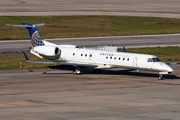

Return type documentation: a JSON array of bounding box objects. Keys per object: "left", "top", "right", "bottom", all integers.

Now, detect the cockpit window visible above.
[
  {"left": 147, "top": 58, "right": 152, "bottom": 62},
  {"left": 152, "top": 58, "right": 161, "bottom": 62}
]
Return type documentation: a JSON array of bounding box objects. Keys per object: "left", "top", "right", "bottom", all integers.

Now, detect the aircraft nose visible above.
[
  {"left": 162, "top": 62, "right": 173, "bottom": 73},
  {"left": 166, "top": 64, "right": 173, "bottom": 73}
]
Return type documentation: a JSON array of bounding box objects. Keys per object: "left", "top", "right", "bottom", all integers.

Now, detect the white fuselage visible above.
[
  {"left": 10, "top": 23, "right": 173, "bottom": 79},
  {"left": 57, "top": 46, "right": 173, "bottom": 74}
]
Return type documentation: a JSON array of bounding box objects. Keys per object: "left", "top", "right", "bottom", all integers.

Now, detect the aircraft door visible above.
[
  {"left": 133, "top": 57, "right": 138, "bottom": 67},
  {"left": 146, "top": 58, "right": 153, "bottom": 69}
]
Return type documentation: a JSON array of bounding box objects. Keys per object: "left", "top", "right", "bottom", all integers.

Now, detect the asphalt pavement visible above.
[
  {"left": 1, "top": 0, "right": 180, "bottom": 18},
  {"left": 1, "top": 34, "right": 180, "bottom": 54},
  {"left": 0, "top": 64, "right": 180, "bottom": 120}
]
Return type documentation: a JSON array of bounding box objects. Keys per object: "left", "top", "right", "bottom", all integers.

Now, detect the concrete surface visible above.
[
  {"left": 1, "top": 0, "right": 180, "bottom": 18},
  {"left": 0, "top": 64, "right": 180, "bottom": 120},
  {"left": 1, "top": 1, "right": 180, "bottom": 119},
  {"left": 1, "top": 34, "right": 180, "bottom": 54}
]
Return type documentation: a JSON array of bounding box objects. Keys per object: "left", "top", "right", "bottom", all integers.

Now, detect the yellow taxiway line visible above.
[
  {"left": 13, "top": 0, "right": 26, "bottom": 5},
  {"left": 151, "top": 13, "right": 161, "bottom": 16},
  {"left": 101, "top": 11, "right": 112, "bottom": 15}
]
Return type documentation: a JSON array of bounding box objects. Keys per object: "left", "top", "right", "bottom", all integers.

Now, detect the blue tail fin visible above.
[{"left": 9, "top": 23, "right": 45, "bottom": 47}]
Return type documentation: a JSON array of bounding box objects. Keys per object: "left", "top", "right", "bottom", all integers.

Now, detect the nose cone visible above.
[
  {"left": 164, "top": 63, "right": 173, "bottom": 73},
  {"left": 167, "top": 65, "right": 173, "bottom": 73}
]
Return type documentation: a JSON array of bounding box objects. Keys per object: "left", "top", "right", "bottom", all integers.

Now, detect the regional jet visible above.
[{"left": 8, "top": 23, "right": 173, "bottom": 80}]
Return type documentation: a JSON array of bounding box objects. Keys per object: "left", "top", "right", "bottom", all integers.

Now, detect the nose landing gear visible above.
[{"left": 158, "top": 74, "right": 164, "bottom": 80}]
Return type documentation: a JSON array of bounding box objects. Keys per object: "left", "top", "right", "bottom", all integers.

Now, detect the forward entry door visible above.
[{"left": 133, "top": 57, "right": 138, "bottom": 67}]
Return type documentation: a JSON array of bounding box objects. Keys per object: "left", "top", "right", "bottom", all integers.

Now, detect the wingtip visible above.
[
  {"left": 22, "top": 51, "right": 30, "bottom": 61},
  {"left": 123, "top": 46, "right": 126, "bottom": 52}
]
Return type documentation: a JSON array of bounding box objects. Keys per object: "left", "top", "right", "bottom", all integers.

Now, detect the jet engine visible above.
[{"left": 33, "top": 46, "right": 60, "bottom": 60}]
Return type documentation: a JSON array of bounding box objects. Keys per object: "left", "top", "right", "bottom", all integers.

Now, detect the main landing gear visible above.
[
  {"left": 73, "top": 67, "right": 101, "bottom": 75},
  {"left": 73, "top": 67, "right": 81, "bottom": 75}
]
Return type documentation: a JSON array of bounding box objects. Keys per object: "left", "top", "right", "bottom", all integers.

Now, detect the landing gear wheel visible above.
[
  {"left": 158, "top": 74, "right": 164, "bottom": 80},
  {"left": 73, "top": 67, "right": 81, "bottom": 75},
  {"left": 158, "top": 77, "right": 164, "bottom": 80}
]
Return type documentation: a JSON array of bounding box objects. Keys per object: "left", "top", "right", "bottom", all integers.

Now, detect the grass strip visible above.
[
  {"left": 0, "top": 53, "right": 52, "bottom": 70},
  {"left": 118, "top": 46, "right": 180, "bottom": 62},
  {"left": 1, "top": 16, "right": 180, "bottom": 40},
  {"left": 0, "top": 46, "right": 179, "bottom": 70}
]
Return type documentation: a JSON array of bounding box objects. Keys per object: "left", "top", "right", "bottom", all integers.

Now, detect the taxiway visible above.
[
  {"left": 1, "top": 0, "right": 180, "bottom": 18},
  {"left": 0, "top": 64, "right": 180, "bottom": 120},
  {"left": 1, "top": 0, "right": 180, "bottom": 119},
  {"left": 1, "top": 34, "right": 180, "bottom": 54}
]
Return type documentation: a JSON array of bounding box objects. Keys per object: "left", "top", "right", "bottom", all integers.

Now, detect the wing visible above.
[{"left": 22, "top": 51, "right": 98, "bottom": 67}]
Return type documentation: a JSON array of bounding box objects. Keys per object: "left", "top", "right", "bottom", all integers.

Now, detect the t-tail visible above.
[
  {"left": 8, "top": 23, "right": 59, "bottom": 60},
  {"left": 8, "top": 23, "right": 45, "bottom": 47}
]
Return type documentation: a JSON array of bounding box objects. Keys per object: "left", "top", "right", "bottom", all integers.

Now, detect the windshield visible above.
[
  {"left": 152, "top": 58, "right": 161, "bottom": 62},
  {"left": 147, "top": 58, "right": 152, "bottom": 62}
]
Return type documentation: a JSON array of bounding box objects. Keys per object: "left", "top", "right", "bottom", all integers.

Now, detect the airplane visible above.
[{"left": 8, "top": 23, "right": 173, "bottom": 80}]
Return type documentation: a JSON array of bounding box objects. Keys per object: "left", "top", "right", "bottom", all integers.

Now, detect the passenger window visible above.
[{"left": 147, "top": 58, "right": 152, "bottom": 62}]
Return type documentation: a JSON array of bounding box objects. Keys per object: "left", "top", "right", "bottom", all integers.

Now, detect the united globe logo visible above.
[{"left": 31, "top": 31, "right": 44, "bottom": 47}]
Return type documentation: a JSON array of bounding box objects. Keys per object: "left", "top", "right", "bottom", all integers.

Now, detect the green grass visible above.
[
  {"left": 1, "top": 16, "right": 180, "bottom": 40},
  {"left": 118, "top": 46, "right": 180, "bottom": 62},
  {"left": 1, "top": 16, "right": 180, "bottom": 70},
  {"left": 0, "top": 53, "right": 54, "bottom": 70},
  {"left": 0, "top": 46, "right": 179, "bottom": 70}
]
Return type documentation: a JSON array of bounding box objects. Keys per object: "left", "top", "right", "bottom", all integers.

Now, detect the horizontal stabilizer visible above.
[
  {"left": 34, "top": 23, "right": 45, "bottom": 27},
  {"left": 7, "top": 24, "right": 33, "bottom": 28},
  {"left": 6, "top": 23, "right": 45, "bottom": 28}
]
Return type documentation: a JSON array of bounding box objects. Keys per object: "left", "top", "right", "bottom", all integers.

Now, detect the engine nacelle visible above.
[{"left": 33, "top": 46, "right": 60, "bottom": 60}]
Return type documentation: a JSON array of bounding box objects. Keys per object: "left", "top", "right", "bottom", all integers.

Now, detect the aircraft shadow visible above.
[
  {"left": 47, "top": 65, "right": 180, "bottom": 80},
  {"left": 48, "top": 65, "right": 75, "bottom": 71},
  {"left": 99, "top": 69, "right": 180, "bottom": 80}
]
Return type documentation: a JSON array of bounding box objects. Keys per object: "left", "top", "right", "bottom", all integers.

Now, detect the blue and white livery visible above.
[
  {"left": 10, "top": 23, "right": 45, "bottom": 47},
  {"left": 9, "top": 23, "right": 173, "bottom": 80}
]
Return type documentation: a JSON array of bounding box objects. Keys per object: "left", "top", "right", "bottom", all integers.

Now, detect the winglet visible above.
[
  {"left": 22, "top": 51, "right": 30, "bottom": 61},
  {"left": 123, "top": 46, "right": 126, "bottom": 52}
]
